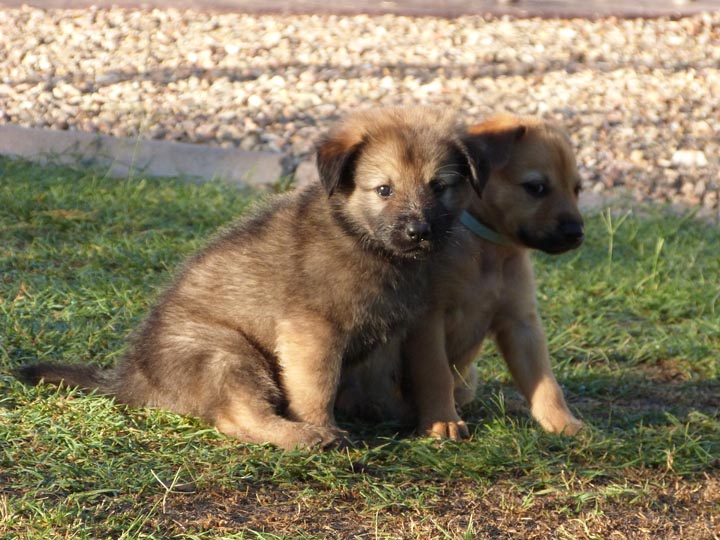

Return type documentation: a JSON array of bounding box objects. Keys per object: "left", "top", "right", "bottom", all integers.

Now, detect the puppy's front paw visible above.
[
  {"left": 534, "top": 409, "right": 584, "bottom": 436},
  {"left": 556, "top": 417, "right": 584, "bottom": 436},
  {"left": 420, "top": 419, "right": 470, "bottom": 441}
]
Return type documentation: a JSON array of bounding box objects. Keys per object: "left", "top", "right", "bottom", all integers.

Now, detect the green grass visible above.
[{"left": 1, "top": 156, "right": 718, "bottom": 539}]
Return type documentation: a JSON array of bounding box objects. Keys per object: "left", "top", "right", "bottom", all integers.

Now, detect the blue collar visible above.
[{"left": 459, "top": 211, "right": 511, "bottom": 246}]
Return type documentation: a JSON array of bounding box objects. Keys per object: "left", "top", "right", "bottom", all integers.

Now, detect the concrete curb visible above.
[
  {"left": 1, "top": 123, "right": 715, "bottom": 223},
  {"left": 0, "top": 124, "right": 286, "bottom": 187},
  {"left": 0, "top": 122, "right": 625, "bottom": 215}
]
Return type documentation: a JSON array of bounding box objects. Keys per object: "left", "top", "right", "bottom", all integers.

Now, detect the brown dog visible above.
[
  {"left": 18, "top": 107, "right": 485, "bottom": 449},
  {"left": 337, "top": 114, "right": 584, "bottom": 438}
]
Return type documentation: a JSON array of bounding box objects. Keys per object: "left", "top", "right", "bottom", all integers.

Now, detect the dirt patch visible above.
[{"left": 145, "top": 474, "right": 719, "bottom": 539}]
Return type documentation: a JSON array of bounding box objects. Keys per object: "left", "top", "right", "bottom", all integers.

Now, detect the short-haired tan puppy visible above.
[
  {"left": 338, "top": 114, "right": 584, "bottom": 438},
  {"left": 18, "top": 107, "right": 484, "bottom": 449}
]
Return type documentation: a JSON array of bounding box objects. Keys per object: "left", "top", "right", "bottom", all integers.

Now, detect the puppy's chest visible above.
[
  {"left": 343, "top": 266, "right": 427, "bottom": 364},
  {"left": 444, "top": 255, "right": 505, "bottom": 344}
]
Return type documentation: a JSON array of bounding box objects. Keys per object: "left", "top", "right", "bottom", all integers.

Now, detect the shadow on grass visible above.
[
  {"left": 564, "top": 374, "right": 719, "bottom": 429},
  {"left": 339, "top": 371, "right": 720, "bottom": 446},
  {"left": 465, "top": 373, "right": 720, "bottom": 432}
]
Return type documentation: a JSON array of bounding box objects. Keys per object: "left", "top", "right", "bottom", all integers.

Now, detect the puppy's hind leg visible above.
[
  {"left": 213, "top": 396, "right": 341, "bottom": 450},
  {"left": 204, "top": 341, "right": 342, "bottom": 450},
  {"left": 275, "top": 316, "right": 344, "bottom": 430}
]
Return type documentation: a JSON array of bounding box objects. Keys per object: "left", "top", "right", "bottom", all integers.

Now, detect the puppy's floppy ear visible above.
[
  {"left": 461, "top": 117, "right": 527, "bottom": 194},
  {"left": 449, "top": 140, "right": 485, "bottom": 198},
  {"left": 315, "top": 131, "right": 366, "bottom": 196}
]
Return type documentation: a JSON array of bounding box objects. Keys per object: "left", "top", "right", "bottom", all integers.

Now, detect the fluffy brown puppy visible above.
[
  {"left": 337, "top": 114, "right": 584, "bottom": 439},
  {"left": 18, "top": 107, "right": 484, "bottom": 449}
]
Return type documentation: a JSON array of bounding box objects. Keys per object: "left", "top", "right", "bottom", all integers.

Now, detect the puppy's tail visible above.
[{"left": 16, "top": 362, "right": 110, "bottom": 393}]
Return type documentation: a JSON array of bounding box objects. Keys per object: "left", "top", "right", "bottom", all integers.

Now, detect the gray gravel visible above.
[{"left": 0, "top": 7, "right": 718, "bottom": 215}]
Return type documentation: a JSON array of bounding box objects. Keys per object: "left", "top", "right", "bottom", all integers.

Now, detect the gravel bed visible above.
[{"left": 0, "top": 7, "right": 718, "bottom": 215}]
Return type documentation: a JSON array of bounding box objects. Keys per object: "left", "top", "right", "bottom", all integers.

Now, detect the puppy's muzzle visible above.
[
  {"left": 545, "top": 218, "right": 584, "bottom": 253},
  {"left": 519, "top": 217, "right": 584, "bottom": 254},
  {"left": 558, "top": 220, "right": 584, "bottom": 246},
  {"left": 405, "top": 221, "right": 431, "bottom": 243},
  {"left": 391, "top": 218, "right": 434, "bottom": 257}
]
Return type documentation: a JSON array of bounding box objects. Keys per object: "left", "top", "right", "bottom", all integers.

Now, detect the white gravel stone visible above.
[
  {"left": 0, "top": 7, "right": 717, "bottom": 212},
  {"left": 672, "top": 149, "right": 710, "bottom": 169}
]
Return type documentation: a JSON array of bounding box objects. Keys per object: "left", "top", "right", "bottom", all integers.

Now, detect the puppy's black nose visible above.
[
  {"left": 405, "top": 221, "right": 431, "bottom": 242},
  {"left": 559, "top": 221, "right": 584, "bottom": 243}
]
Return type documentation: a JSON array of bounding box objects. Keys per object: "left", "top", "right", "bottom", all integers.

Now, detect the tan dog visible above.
[
  {"left": 18, "top": 107, "right": 485, "bottom": 449},
  {"left": 338, "top": 114, "right": 584, "bottom": 438}
]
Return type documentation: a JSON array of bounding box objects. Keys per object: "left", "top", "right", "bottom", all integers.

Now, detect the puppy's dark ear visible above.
[
  {"left": 315, "top": 134, "right": 365, "bottom": 196},
  {"left": 461, "top": 118, "right": 527, "bottom": 194},
  {"left": 449, "top": 141, "right": 485, "bottom": 198}
]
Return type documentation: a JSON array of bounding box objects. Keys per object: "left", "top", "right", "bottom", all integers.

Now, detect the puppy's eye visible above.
[
  {"left": 523, "top": 182, "right": 549, "bottom": 198},
  {"left": 430, "top": 180, "right": 447, "bottom": 195},
  {"left": 574, "top": 184, "right": 582, "bottom": 197},
  {"left": 375, "top": 185, "right": 393, "bottom": 198}
]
